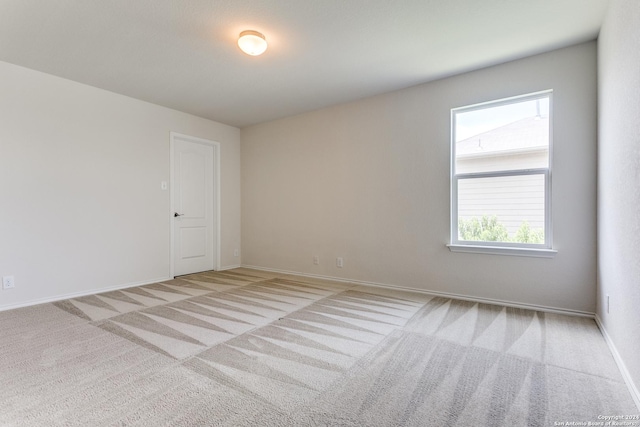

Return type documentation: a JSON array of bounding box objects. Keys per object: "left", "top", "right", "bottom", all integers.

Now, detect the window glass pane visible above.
[
  {"left": 455, "top": 97, "right": 549, "bottom": 174},
  {"left": 457, "top": 174, "right": 545, "bottom": 244}
]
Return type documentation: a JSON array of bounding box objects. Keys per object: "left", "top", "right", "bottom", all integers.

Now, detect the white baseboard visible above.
[
  {"left": 0, "top": 276, "right": 172, "bottom": 313},
  {"left": 0, "top": 267, "right": 240, "bottom": 313},
  {"left": 240, "top": 264, "right": 595, "bottom": 318},
  {"left": 595, "top": 315, "right": 640, "bottom": 411}
]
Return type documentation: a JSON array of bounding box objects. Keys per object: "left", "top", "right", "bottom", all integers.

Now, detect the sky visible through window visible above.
[{"left": 455, "top": 98, "right": 550, "bottom": 142}]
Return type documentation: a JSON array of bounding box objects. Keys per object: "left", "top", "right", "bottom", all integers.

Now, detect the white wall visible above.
[
  {"left": 242, "top": 42, "right": 597, "bottom": 313},
  {"left": 597, "top": 0, "right": 640, "bottom": 406},
  {"left": 0, "top": 61, "right": 241, "bottom": 310}
]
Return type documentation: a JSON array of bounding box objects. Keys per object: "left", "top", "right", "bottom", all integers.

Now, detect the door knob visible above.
[{"left": 174, "top": 212, "right": 184, "bottom": 217}]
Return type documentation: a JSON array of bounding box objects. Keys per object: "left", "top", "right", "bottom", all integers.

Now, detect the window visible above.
[{"left": 449, "top": 91, "right": 556, "bottom": 257}]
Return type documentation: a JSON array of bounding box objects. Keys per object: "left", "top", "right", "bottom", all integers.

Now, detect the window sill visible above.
[{"left": 447, "top": 244, "right": 557, "bottom": 258}]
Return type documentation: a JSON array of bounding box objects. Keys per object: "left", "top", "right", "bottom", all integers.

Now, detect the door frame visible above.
[{"left": 169, "top": 132, "right": 221, "bottom": 277}]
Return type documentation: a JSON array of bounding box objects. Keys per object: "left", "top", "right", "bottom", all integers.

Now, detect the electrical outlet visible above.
[
  {"left": 2, "top": 276, "right": 15, "bottom": 290},
  {"left": 234, "top": 249, "right": 239, "bottom": 257},
  {"left": 313, "top": 256, "right": 319, "bottom": 265},
  {"left": 336, "top": 257, "right": 344, "bottom": 268}
]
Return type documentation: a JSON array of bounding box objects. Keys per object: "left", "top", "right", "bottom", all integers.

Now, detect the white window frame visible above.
[{"left": 448, "top": 90, "right": 557, "bottom": 258}]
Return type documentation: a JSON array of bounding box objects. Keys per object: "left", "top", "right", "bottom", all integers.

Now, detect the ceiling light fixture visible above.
[{"left": 237, "top": 30, "right": 268, "bottom": 56}]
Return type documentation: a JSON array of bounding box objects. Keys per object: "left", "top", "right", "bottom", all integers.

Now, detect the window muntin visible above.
[{"left": 451, "top": 91, "right": 552, "bottom": 250}]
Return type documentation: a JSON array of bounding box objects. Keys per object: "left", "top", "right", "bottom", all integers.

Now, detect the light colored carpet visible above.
[{"left": 0, "top": 268, "right": 637, "bottom": 426}]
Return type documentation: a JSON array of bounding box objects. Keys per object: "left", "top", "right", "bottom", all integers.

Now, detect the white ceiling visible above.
[{"left": 0, "top": 0, "right": 609, "bottom": 128}]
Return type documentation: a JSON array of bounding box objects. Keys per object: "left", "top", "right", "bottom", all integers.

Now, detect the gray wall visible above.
[
  {"left": 0, "top": 61, "right": 241, "bottom": 311},
  {"left": 242, "top": 42, "right": 597, "bottom": 313},
  {"left": 597, "top": 0, "right": 640, "bottom": 406}
]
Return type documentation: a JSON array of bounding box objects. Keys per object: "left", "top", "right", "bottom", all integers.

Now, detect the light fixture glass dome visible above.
[{"left": 238, "top": 30, "right": 268, "bottom": 56}]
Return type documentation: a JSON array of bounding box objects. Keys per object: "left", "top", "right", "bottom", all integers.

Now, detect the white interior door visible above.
[{"left": 171, "top": 133, "right": 217, "bottom": 276}]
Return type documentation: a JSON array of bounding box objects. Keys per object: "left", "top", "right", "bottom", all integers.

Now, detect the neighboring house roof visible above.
[{"left": 456, "top": 116, "right": 549, "bottom": 158}]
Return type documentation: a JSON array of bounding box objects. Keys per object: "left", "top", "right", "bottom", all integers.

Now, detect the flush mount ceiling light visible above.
[{"left": 237, "top": 30, "right": 268, "bottom": 56}]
